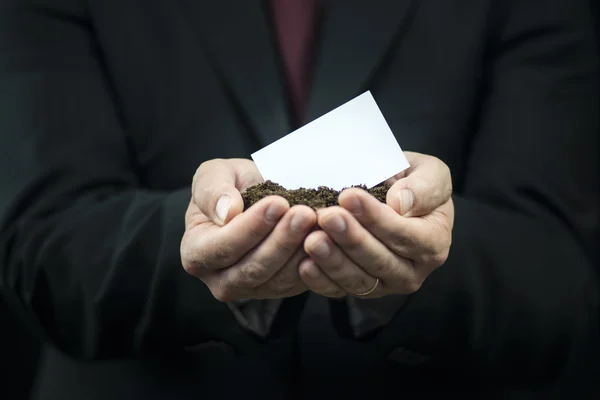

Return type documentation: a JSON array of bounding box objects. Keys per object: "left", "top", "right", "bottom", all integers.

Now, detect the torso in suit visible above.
[{"left": 0, "top": 0, "right": 598, "bottom": 398}]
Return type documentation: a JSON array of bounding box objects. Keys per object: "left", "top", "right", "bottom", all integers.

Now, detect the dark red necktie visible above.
[{"left": 270, "top": 0, "right": 320, "bottom": 127}]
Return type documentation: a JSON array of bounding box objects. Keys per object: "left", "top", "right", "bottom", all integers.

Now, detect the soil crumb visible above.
[{"left": 242, "top": 180, "right": 390, "bottom": 210}]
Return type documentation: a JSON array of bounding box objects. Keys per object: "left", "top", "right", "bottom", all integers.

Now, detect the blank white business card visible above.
[{"left": 251, "top": 91, "right": 409, "bottom": 190}]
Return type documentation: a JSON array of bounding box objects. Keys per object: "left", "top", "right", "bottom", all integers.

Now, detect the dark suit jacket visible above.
[{"left": 0, "top": 0, "right": 598, "bottom": 398}]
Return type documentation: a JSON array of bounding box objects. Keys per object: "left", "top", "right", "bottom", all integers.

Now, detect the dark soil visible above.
[{"left": 242, "top": 180, "right": 390, "bottom": 210}]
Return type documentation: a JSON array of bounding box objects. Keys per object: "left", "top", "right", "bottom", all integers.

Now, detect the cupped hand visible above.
[
  {"left": 181, "top": 158, "right": 316, "bottom": 301},
  {"left": 300, "top": 152, "right": 454, "bottom": 298}
]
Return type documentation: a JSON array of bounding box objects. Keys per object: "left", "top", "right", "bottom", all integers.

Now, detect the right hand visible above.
[{"left": 181, "top": 158, "right": 317, "bottom": 301}]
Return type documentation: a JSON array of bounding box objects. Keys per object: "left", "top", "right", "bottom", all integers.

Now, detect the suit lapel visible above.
[
  {"left": 181, "top": 0, "right": 417, "bottom": 146},
  {"left": 180, "top": 0, "right": 291, "bottom": 147},
  {"left": 306, "top": 0, "right": 418, "bottom": 122}
]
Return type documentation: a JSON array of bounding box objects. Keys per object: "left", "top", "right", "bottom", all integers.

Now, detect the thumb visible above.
[
  {"left": 192, "top": 159, "right": 246, "bottom": 226},
  {"left": 386, "top": 153, "right": 452, "bottom": 217}
]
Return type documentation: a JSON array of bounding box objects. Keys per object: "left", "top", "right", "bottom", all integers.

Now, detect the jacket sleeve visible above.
[
  {"left": 0, "top": 1, "right": 261, "bottom": 359},
  {"left": 368, "top": 0, "right": 599, "bottom": 382}
]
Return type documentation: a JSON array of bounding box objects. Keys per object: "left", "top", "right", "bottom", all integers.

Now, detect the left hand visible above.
[{"left": 299, "top": 152, "right": 454, "bottom": 298}]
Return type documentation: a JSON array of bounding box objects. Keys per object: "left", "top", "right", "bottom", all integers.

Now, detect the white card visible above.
[{"left": 251, "top": 91, "right": 409, "bottom": 190}]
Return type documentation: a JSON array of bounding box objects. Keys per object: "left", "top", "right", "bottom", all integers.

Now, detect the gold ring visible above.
[{"left": 353, "top": 278, "right": 379, "bottom": 297}]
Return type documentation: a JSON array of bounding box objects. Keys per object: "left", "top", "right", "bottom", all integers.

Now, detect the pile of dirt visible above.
[{"left": 242, "top": 180, "right": 389, "bottom": 210}]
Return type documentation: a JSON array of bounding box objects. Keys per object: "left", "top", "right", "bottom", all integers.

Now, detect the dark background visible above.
[
  {"left": 0, "top": 3, "right": 598, "bottom": 399},
  {"left": 0, "top": 295, "right": 41, "bottom": 399}
]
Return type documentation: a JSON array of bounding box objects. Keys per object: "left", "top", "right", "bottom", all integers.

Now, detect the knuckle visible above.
[
  {"left": 346, "top": 277, "right": 370, "bottom": 294},
  {"left": 395, "top": 228, "right": 419, "bottom": 247},
  {"left": 238, "top": 260, "right": 269, "bottom": 286},
  {"left": 270, "top": 236, "right": 298, "bottom": 255},
  {"left": 180, "top": 242, "right": 205, "bottom": 276},
  {"left": 422, "top": 250, "right": 449, "bottom": 268},
  {"left": 437, "top": 183, "right": 453, "bottom": 206},
  {"left": 180, "top": 242, "right": 195, "bottom": 267},
  {"left": 433, "top": 250, "right": 450, "bottom": 266},
  {"left": 247, "top": 223, "right": 269, "bottom": 242},
  {"left": 442, "top": 162, "right": 452, "bottom": 182},
  {"left": 404, "top": 278, "right": 423, "bottom": 294},
  {"left": 197, "top": 159, "right": 211, "bottom": 172},
  {"left": 272, "top": 270, "right": 300, "bottom": 289},
  {"left": 198, "top": 158, "right": 224, "bottom": 173},
  {"left": 194, "top": 160, "right": 234, "bottom": 203},
  {"left": 445, "top": 171, "right": 453, "bottom": 197},
  {"left": 299, "top": 262, "right": 319, "bottom": 281},
  {"left": 194, "top": 161, "right": 213, "bottom": 188},
  {"left": 368, "top": 253, "right": 394, "bottom": 276},
  {"left": 425, "top": 213, "right": 453, "bottom": 242},
  {"left": 181, "top": 260, "right": 200, "bottom": 276},
  {"left": 438, "top": 217, "right": 453, "bottom": 238},
  {"left": 262, "top": 268, "right": 300, "bottom": 297},
  {"left": 210, "top": 239, "right": 237, "bottom": 267},
  {"left": 211, "top": 287, "right": 234, "bottom": 303},
  {"left": 411, "top": 175, "right": 429, "bottom": 194},
  {"left": 346, "top": 230, "right": 368, "bottom": 248},
  {"left": 322, "top": 257, "right": 345, "bottom": 275},
  {"left": 208, "top": 278, "right": 237, "bottom": 302},
  {"left": 370, "top": 264, "right": 387, "bottom": 278},
  {"left": 434, "top": 161, "right": 453, "bottom": 201}
]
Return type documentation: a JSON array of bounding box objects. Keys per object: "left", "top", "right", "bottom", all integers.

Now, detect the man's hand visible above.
[
  {"left": 181, "top": 158, "right": 316, "bottom": 301},
  {"left": 299, "top": 152, "right": 454, "bottom": 298}
]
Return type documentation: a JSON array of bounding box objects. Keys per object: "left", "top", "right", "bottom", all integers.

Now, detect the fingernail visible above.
[
  {"left": 265, "top": 202, "right": 286, "bottom": 223},
  {"left": 345, "top": 193, "right": 363, "bottom": 215},
  {"left": 399, "top": 189, "right": 414, "bottom": 215},
  {"left": 290, "top": 213, "right": 311, "bottom": 233},
  {"left": 324, "top": 215, "right": 346, "bottom": 233},
  {"left": 310, "top": 241, "right": 330, "bottom": 258},
  {"left": 215, "top": 195, "right": 232, "bottom": 223}
]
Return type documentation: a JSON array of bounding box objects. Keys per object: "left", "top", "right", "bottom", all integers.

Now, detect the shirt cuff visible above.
[
  {"left": 226, "top": 298, "right": 284, "bottom": 339},
  {"left": 345, "top": 294, "right": 410, "bottom": 338}
]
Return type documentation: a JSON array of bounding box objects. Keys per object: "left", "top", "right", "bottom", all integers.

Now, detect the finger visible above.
[
  {"left": 304, "top": 230, "right": 382, "bottom": 297},
  {"left": 298, "top": 258, "right": 347, "bottom": 298},
  {"left": 185, "top": 197, "right": 209, "bottom": 231},
  {"left": 339, "top": 188, "right": 452, "bottom": 264},
  {"left": 193, "top": 158, "right": 262, "bottom": 225},
  {"left": 396, "top": 198, "right": 454, "bottom": 268},
  {"left": 317, "top": 206, "right": 421, "bottom": 293},
  {"left": 185, "top": 196, "right": 289, "bottom": 273},
  {"left": 229, "top": 158, "right": 266, "bottom": 192},
  {"left": 221, "top": 205, "right": 316, "bottom": 291},
  {"left": 203, "top": 248, "right": 308, "bottom": 302},
  {"left": 385, "top": 152, "right": 452, "bottom": 217},
  {"left": 253, "top": 248, "right": 309, "bottom": 299}
]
